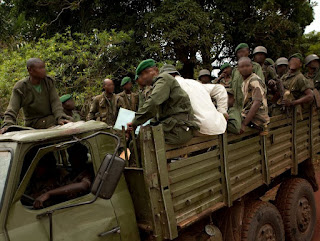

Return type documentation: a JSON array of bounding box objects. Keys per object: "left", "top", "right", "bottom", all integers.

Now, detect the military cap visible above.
[
  {"left": 265, "top": 58, "right": 275, "bottom": 65},
  {"left": 305, "top": 54, "right": 320, "bottom": 66},
  {"left": 60, "top": 94, "right": 72, "bottom": 103},
  {"left": 121, "top": 77, "right": 132, "bottom": 87},
  {"left": 235, "top": 43, "right": 249, "bottom": 53},
  {"left": 220, "top": 63, "right": 231, "bottom": 71},
  {"left": 136, "top": 59, "right": 156, "bottom": 76},
  {"left": 198, "top": 69, "right": 212, "bottom": 79},
  {"left": 253, "top": 46, "right": 267, "bottom": 55},
  {"left": 226, "top": 88, "right": 234, "bottom": 95},
  {"left": 159, "top": 64, "right": 180, "bottom": 75},
  {"left": 288, "top": 53, "right": 303, "bottom": 63},
  {"left": 275, "top": 57, "right": 289, "bottom": 66}
]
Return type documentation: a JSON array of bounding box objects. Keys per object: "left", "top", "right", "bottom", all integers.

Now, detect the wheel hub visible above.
[
  {"left": 297, "top": 197, "right": 311, "bottom": 233},
  {"left": 257, "top": 224, "right": 276, "bottom": 241}
]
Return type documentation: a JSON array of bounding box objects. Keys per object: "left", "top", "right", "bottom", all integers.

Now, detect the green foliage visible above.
[
  {"left": 0, "top": 29, "right": 137, "bottom": 114},
  {"left": 299, "top": 31, "right": 320, "bottom": 57}
]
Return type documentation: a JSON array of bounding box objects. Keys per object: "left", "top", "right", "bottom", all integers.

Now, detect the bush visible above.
[{"left": 0, "top": 29, "right": 137, "bottom": 117}]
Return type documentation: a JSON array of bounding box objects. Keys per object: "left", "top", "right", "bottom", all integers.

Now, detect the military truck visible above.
[{"left": 0, "top": 106, "right": 318, "bottom": 241}]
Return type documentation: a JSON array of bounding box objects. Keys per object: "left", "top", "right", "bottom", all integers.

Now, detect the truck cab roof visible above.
[{"left": 0, "top": 121, "right": 110, "bottom": 143}]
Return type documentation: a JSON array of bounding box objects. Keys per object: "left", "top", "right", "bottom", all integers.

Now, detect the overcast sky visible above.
[{"left": 305, "top": 3, "right": 320, "bottom": 33}]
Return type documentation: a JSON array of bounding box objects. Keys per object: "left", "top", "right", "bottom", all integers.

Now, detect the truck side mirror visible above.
[{"left": 91, "top": 154, "right": 125, "bottom": 199}]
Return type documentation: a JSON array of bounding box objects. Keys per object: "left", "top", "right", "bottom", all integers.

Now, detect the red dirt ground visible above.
[{"left": 312, "top": 170, "right": 320, "bottom": 241}]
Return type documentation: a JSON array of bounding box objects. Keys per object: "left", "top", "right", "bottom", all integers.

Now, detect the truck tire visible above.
[
  {"left": 275, "top": 178, "right": 316, "bottom": 241},
  {"left": 241, "top": 201, "right": 285, "bottom": 241}
]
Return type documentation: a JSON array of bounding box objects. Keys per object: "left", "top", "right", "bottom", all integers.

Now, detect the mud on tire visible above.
[
  {"left": 241, "top": 200, "right": 285, "bottom": 241},
  {"left": 275, "top": 178, "right": 316, "bottom": 241}
]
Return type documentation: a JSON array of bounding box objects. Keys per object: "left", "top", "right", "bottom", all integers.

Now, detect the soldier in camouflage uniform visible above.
[
  {"left": 305, "top": 54, "right": 320, "bottom": 90},
  {"left": 275, "top": 57, "right": 289, "bottom": 78},
  {"left": 239, "top": 57, "right": 270, "bottom": 134},
  {"left": 1, "top": 58, "right": 70, "bottom": 133},
  {"left": 228, "top": 43, "right": 265, "bottom": 134},
  {"left": 117, "top": 77, "right": 138, "bottom": 112},
  {"left": 87, "top": 79, "right": 124, "bottom": 126},
  {"left": 280, "top": 53, "right": 313, "bottom": 111},
  {"left": 214, "top": 63, "right": 232, "bottom": 88}
]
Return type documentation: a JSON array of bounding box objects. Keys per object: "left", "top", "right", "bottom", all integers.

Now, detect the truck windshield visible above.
[{"left": 0, "top": 151, "right": 12, "bottom": 206}]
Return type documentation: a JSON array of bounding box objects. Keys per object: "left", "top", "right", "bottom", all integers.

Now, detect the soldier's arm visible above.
[
  {"left": 87, "top": 97, "right": 98, "bottom": 121},
  {"left": 132, "top": 77, "right": 170, "bottom": 127},
  {"left": 2, "top": 89, "right": 23, "bottom": 128},
  {"left": 33, "top": 177, "right": 91, "bottom": 209},
  {"left": 47, "top": 78, "right": 67, "bottom": 122},
  {"left": 253, "top": 63, "right": 265, "bottom": 83},
  {"left": 291, "top": 89, "right": 314, "bottom": 106},
  {"left": 205, "top": 84, "right": 228, "bottom": 114}
]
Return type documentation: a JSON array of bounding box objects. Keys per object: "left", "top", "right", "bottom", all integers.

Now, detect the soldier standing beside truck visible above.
[
  {"left": 118, "top": 77, "right": 138, "bottom": 111},
  {"left": 0, "top": 58, "right": 70, "bottom": 133},
  {"left": 127, "top": 59, "right": 199, "bottom": 145},
  {"left": 60, "top": 94, "right": 81, "bottom": 121},
  {"left": 87, "top": 78, "right": 124, "bottom": 126}
]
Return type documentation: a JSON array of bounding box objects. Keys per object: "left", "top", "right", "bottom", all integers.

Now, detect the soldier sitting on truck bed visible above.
[
  {"left": 127, "top": 59, "right": 199, "bottom": 145},
  {"left": 29, "top": 144, "right": 93, "bottom": 209},
  {"left": 0, "top": 58, "right": 70, "bottom": 134},
  {"left": 280, "top": 53, "right": 314, "bottom": 111},
  {"left": 238, "top": 57, "right": 270, "bottom": 135}
]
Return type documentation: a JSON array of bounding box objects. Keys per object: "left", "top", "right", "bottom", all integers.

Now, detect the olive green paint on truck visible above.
[
  {"left": 125, "top": 105, "right": 319, "bottom": 240},
  {"left": 0, "top": 121, "right": 140, "bottom": 241}
]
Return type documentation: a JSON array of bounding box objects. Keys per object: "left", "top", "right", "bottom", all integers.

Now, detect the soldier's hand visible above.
[
  {"left": 223, "top": 113, "right": 229, "bottom": 120},
  {"left": 239, "top": 122, "right": 246, "bottom": 135},
  {"left": 58, "top": 119, "right": 70, "bottom": 125},
  {"left": 33, "top": 193, "right": 50, "bottom": 209},
  {"left": 268, "top": 79, "right": 276, "bottom": 86},
  {"left": 0, "top": 127, "right": 8, "bottom": 134},
  {"left": 127, "top": 122, "right": 134, "bottom": 132},
  {"left": 281, "top": 99, "right": 293, "bottom": 107}
]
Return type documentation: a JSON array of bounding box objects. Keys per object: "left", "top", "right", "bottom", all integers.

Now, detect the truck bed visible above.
[{"left": 124, "top": 107, "right": 320, "bottom": 240}]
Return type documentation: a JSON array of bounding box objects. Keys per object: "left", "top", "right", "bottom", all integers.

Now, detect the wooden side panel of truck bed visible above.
[{"left": 125, "top": 106, "right": 320, "bottom": 241}]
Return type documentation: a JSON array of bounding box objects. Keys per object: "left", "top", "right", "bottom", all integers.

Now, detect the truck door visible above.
[{"left": 5, "top": 145, "right": 121, "bottom": 241}]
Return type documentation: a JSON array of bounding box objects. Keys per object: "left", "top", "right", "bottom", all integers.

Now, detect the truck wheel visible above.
[
  {"left": 241, "top": 201, "right": 285, "bottom": 241},
  {"left": 275, "top": 178, "right": 316, "bottom": 241}
]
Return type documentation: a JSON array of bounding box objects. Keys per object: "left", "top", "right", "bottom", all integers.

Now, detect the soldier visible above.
[
  {"left": 214, "top": 63, "right": 232, "bottom": 88},
  {"left": 1, "top": 58, "right": 70, "bottom": 134},
  {"left": 60, "top": 94, "right": 81, "bottom": 122},
  {"left": 87, "top": 78, "right": 124, "bottom": 126},
  {"left": 238, "top": 57, "right": 269, "bottom": 134},
  {"left": 118, "top": 77, "right": 138, "bottom": 111},
  {"left": 305, "top": 54, "right": 320, "bottom": 90},
  {"left": 198, "top": 69, "right": 213, "bottom": 84},
  {"left": 231, "top": 43, "right": 265, "bottom": 109},
  {"left": 127, "top": 59, "right": 199, "bottom": 145},
  {"left": 265, "top": 58, "right": 275, "bottom": 67},
  {"left": 280, "top": 53, "right": 314, "bottom": 108},
  {"left": 275, "top": 57, "right": 289, "bottom": 78},
  {"left": 228, "top": 43, "right": 265, "bottom": 134},
  {"left": 159, "top": 64, "right": 228, "bottom": 136},
  {"left": 136, "top": 75, "right": 153, "bottom": 109}
]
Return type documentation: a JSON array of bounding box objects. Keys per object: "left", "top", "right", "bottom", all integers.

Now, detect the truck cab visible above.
[{"left": 0, "top": 121, "right": 140, "bottom": 241}]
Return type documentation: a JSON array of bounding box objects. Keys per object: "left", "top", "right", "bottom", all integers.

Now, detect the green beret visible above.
[
  {"left": 60, "top": 94, "right": 72, "bottom": 103},
  {"left": 220, "top": 63, "right": 231, "bottom": 71},
  {"left": 121, "top": 77, "right": 132, "bottom": 87},
  {"left": 136, "top": 59, "right": 156, "bottom": 76},
  {"left": 235, "top": 43, "right": 249, "bottom": 53},
  {"left": 289, "top": 53, "right": 303, "bottom": 63},
  {"left": 265, "top": 58, "right": 275, "bottom": 65},
  {"left": 134, "top": 75, "right": 139, "bottom": 81}
]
